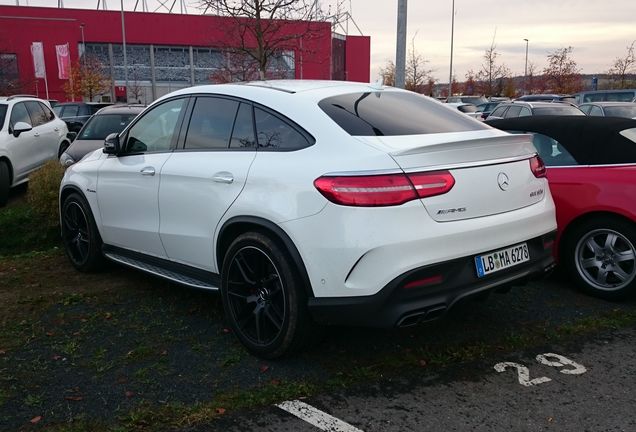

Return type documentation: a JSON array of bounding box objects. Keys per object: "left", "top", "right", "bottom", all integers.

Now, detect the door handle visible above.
[
  {"left": 54, "top": 127, "right": 60, "bottom": 132},
  {"left": 212, "top": 172, "right": 234, "bottom": 184},
  {"left": 33, "top": 133, "right": 40, "bottom": 137},
  {"left": 140, "top": 166, "right": 155, "bottom": 176}
]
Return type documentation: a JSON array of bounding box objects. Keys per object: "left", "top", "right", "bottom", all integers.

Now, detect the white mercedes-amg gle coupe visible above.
[{"left": 59, "top": 80, "right": 557, "bottom": 358}]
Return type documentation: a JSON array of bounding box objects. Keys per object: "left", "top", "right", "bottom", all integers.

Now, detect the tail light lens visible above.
[
  {"left": 314, "top": 171, "right": 455, "bottom": 207},
  {"left": 529, "top": 155, "right": 547, "bottom": 178}
]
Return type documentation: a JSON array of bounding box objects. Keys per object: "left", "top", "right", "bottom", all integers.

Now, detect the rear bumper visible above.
[{"left": 308, "top": 232, "right": 556, "bottom": 328}]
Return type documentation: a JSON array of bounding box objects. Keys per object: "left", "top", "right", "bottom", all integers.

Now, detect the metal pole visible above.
[
  {"left": 523, "top": 38, "right": 529, "bottom": 95},
  {"left": 448, "top": 0, "right": 455, "bottom": 98},
  {"left": 395, "top": 0, "right": 407, "bottom": 88},
  {"left": 80, "top": 24, "right": 86, "bottom": 67},
  {"left": 121, "top": 0, "right": 128, "bottom": 102}
]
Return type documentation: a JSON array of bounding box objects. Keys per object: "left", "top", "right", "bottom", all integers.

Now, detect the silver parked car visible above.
[
  {"left": 59, "top": 104, "right": 144, "bottom": 167},
  {"left": 578, "top": 102, "right": 636, "bottom": 119}
]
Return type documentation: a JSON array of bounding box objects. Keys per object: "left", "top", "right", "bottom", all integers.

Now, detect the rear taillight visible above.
[
  {"left": 529, "top": 155, "right": 547, "bottom": 178},
  {"left": 314, "top": 171, "right": 455, "bottom": 207}
]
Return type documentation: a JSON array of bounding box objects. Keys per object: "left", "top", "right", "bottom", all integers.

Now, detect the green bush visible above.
[{"left": 27, "top": 161, "right": 65, "bottom": 229}]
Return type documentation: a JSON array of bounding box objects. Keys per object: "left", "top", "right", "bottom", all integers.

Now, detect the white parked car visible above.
[
  {"left": 0, "top": 95, "right": 70, "bottom": 205},
  {"left": 59, "top": 81, "right": 557, "bottom": 358}
]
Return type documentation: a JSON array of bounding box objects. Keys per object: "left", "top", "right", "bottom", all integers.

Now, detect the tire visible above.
[
  {"left": 58, "top": 141, "right": 70, "bottom": 158},
  {"left": 563, "top": 216, "right": 636, "bottom": 300},
  {"left": 220, "top": 231, "right": 315, "bottom": 358},
  {"left": 60, "top": 192, "right": 106, "bottom": 272},
  {"left": 0, "top": 161, "right": 9, "bottom": 207}
]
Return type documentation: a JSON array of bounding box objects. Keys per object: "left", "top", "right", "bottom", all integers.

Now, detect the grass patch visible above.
[{"left": 0, "top": 203, "right": 59, "bottom": 256}]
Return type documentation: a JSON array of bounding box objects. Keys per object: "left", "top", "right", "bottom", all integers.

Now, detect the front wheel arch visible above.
[{"left": 217, "top": 216, "right": 314, "bottom": 299}]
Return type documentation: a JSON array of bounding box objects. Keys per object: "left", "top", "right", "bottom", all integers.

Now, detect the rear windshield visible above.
[
  {"left": 0, "top": 104, "right": 6, "bottom": 130},
  {"left": 534, "top": 106, "right": 584, "bottom": 116},
  {"left": 78, "top": 113, "right": 138, "bottom": 140},
  {"left": 318, "top": 91, "right": 488, "bottom": 136}
]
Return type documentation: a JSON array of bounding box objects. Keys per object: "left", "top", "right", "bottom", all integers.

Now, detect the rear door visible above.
[
  {"left": 158, "top": 96, "right": 257, "bottom": 271},
  {"left": 25, "top": 101, "right": 59, "bottom": 164}
]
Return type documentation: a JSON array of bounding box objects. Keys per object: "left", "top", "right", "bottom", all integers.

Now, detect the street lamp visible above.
[
  {"left": 121, "top": 0, "right": 128, "bottom": 102},
  {"left": 523, "top": 38, "right": 529, "bottom": 95},
  {"left": 448, "top": 0, "right": 455, "bottom": 98},
  {"left": 80, "top": 23, "right": 86, "bottom": 67}
]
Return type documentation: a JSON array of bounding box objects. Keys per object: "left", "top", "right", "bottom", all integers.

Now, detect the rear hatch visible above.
[{"left": 355, "top": 131, "right": 546, "bottom": 222}]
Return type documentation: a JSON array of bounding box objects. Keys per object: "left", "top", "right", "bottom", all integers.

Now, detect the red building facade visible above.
[{"left": 0, "top": 5, "right": 370, "bottom": 102}]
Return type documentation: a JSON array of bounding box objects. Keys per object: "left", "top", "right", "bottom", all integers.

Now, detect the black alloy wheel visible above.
[
  {"left": 61, "top": 193, "right": 105, "bottom": 272},
  {"left": 221, "top": 232, "right": 315, "bottom": 358}
]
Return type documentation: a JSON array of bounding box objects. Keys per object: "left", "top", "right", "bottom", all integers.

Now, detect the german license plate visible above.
[{"left": 475, "top": 243, "right": 530, "bottom": 278}]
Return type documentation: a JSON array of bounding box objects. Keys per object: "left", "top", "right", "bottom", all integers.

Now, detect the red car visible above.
[{"left": 487, "top": 116, "right": 636, "bottom": 300}]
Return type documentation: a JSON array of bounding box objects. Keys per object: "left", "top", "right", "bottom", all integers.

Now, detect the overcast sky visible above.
[{"left": 3, "top": 0, "right": 635, "bottom": 82}]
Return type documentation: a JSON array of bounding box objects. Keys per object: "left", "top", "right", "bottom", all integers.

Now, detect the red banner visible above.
[{"left": 55, "top": 43, "right": 70, "bottom": 80}]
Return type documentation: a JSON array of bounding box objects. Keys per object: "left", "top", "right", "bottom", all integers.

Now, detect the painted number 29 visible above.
[{"left": 494, "top": 353, "right": 587, "bottom": 387}]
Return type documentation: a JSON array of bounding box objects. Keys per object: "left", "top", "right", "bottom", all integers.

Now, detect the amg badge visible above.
[{"left": 437, "top": 207, "right": 467, "bottom": 215}]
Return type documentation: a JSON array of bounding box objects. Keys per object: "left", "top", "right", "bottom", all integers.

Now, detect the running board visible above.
[{"left": 103, "top": 247, "right": 220, "bottom": 291}]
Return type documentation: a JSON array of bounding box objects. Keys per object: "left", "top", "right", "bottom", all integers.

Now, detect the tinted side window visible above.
[
  {"left": 530, "top": 133, "right": 578, "bottom": 166},
  {"left": 9, "top": 102, "right": 31, "bottom": 128},
  {"left": 320, "top": 92, "right": 489, "bottom": 136},
  {"left": 589, "top": 106, "right": 603, "bottom": 116},
  {"left": 184, "top": 97, "right": 239, "bottom": 150},
  {"left": 579, "top": 105, "right": 591, "bottom": 115},
  {"left": 125, "top": 98, "right": 186, "bottom": 154},
  {"left": 254, "top": 107, "right": 311, "bottom": 150},
  {"left": 504, "top": 106, "right": 522, "bottom": 118},
  {"left": 25, "top": 101, "right": 48, "bottom": 127},
  {"left": 40, "top": 102, "right": 55, "bottom": 121},
  {"left": 490, "top": 106, "right": 508, "bottom": 118},
  {"left": 519, "top": 107, "right": 531, "bottom": 117},
  {"left": 230, "top": 103, "right": 256, "bottom": 149},
  {"left": 62, "top": 105, "right": 80, "bottom": 118}
]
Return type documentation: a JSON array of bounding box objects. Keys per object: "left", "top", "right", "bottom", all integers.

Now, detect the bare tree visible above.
[
  {"left": 404, "top": 34, "right": 433, "bottom": 93},
  {"left": 608, "top": 40, "right": 636, "bottom": 89},
  {"left": 463, "top": 70, "right": 477, "bottom": 95},
  {"left": 128, "top": 65, "right": 144, "bottom": 103},
  {"left": 379, "top": 60, "right": 396, "bottom": 87},
  {"left": 198, "top": 0, "right": 330, "bottom": 80},
  {"left": 475, "top": 39, "right": 510, "bottom": 97},
  {"left": 379, "top": 37, "right": 433, "bottom": 92},
  {"left": 543, "top": 46, "right": 583, "bottom": 94}
]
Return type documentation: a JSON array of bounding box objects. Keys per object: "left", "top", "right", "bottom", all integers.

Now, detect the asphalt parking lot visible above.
[{"left": 1, "top": 247, "right": 636, "bottom": 431}]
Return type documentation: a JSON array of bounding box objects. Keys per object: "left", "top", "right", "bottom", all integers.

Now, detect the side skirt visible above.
[{"left": 102, "top": 245, "right": 220, "bottom": 291}]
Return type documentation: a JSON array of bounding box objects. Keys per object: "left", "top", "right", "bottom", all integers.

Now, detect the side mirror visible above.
[
  {"left": 12, "top": 121, "right": 32, "bottom": 137},
  {"left": 103, "top": 133, "right": 121, "bottom": 155}
]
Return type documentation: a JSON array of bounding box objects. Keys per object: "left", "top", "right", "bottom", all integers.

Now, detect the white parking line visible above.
[{"left": 276, "top": 400, "right": 364, "bottom": 432}]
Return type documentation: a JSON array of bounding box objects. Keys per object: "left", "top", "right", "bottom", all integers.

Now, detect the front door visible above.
[{"left": 97, "top": 97, "right": 188, "bottom": 258}]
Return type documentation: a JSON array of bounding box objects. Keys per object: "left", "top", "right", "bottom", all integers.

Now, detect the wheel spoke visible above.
[
  {"left": 264, "top": 306, "right": 282, "bottom": 331},
  {"left": 604, "top": 233, "right": 618, "bottom": 249},
  {"left": 581, "top": 257, "right": 599, "bottom": 269},
  {"left": 596, "top": 268, "right": 609, "bottom": 285},
  {"left": 236, "top": 310, "right": 254, "bottom": 330},
  {"left": 234, "top": 253, "right": 256, "bottom": 285},
  {"left": 613, "top": 267, "right": 630, "bottom": 282},
  {"left": 616, "top": 250, "right": 635, "bottom": 263},
  {"left": 586, "top": 238, "right": 602, "bottom": 255},
  {"left": 254, "top": 305, "right": 263, "bottom": 344}
]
